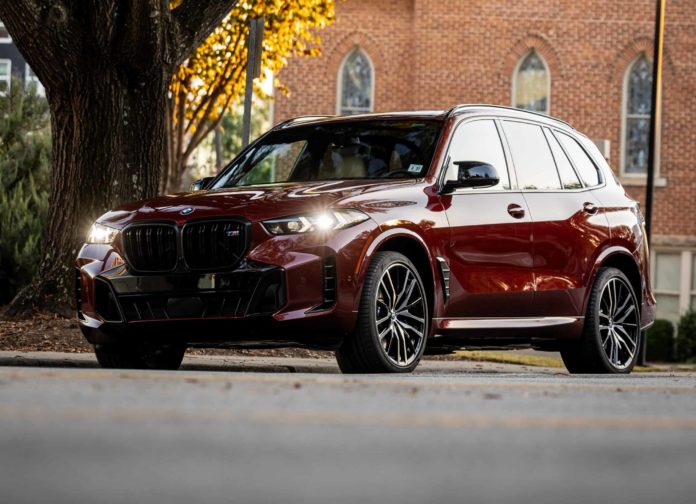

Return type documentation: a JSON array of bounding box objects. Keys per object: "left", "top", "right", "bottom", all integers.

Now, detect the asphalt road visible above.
[{"left": 0, "top": 354, "right": 695, "bottom": 504}]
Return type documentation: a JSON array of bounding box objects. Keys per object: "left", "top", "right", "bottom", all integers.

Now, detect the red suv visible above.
[{"left": 76, "top": 105, "right": 655, "bottom": 374}]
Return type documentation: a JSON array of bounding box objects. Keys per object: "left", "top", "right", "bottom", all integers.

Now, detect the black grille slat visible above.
[
  {"left": 120, "top": 292, "right": 257, "bottom": 322},
  {"left": 96, "top": 267, "right": 284, "bottom": 323},
  {"left": 182, "top": 220, "right": 246, "bottom": 271},
  {"left": 122, "top": 224, "right": 177, "bottom": 273}
]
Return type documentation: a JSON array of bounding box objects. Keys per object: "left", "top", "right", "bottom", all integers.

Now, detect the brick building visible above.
[{"left": 274, "top": 0, "right": 696, "bottom": 323}]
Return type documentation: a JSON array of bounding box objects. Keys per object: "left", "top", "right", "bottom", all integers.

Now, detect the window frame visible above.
[
  {"left": 542, "top": 127, "right": 584, "bottom": 190},
  {"left": 512, "top": 50, "right": 551, "bottom": 115},
  {"left": 0, "top": 58, "right": 11, "bottom": 95},
  {"left": 501, "top": 119, "right": 563, "bottom": 191},
  {"left": 551, "top": 129, "right": 605, "bottom": 188},
  {"left": 0, "top": 22, "right": 11, "bottom": 43},
  {"left": 437, "top": 115, "right": 607, "bottom": 195},
  {"left": 336, "top": 47, "right": 375, "bottom": 116},
  {"left": 24, "top": 64, "right": 45, "bottom": 97},
  {"left": 500, "top": 121, "right": 607, "bottom": 193},
  {"left": 650, "top": 249, "right": 696, "bottom": 322},
  {"left": 437, "top": 116, "right": 518, "bottom": 194},
  {"left": 620, "top": 53, "right": 662, "bottom": 183}
]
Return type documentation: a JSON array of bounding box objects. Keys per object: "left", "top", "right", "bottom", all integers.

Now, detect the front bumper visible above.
[
  {"left": 91, "top": 262, "right": 285, "bottom": 324},
  {"left": 76, "top": 251, "right": 357, "bottom": 349}
]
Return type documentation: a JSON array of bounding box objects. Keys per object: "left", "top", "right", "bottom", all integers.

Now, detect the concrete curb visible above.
[
  {"left": 1, "top": 351, "right": 692, "bottom": 375},
  {"left": 0, "top": 351, "right": 569, "bottom": 375}
]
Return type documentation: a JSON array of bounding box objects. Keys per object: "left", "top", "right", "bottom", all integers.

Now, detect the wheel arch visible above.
[
  {"left": 356, "top": 229, "right": 440, "bottom": 325},
  {"left": 594, "top": 249, "right": 643, "bottom": 307}
]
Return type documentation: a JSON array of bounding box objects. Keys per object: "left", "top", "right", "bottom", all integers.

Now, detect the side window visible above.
[
  {"left": 445, "top": 120, "right": 510, "bottom": 190},
  {"left": 543, "top": 128, "right": 582, "bottom": 189},
  {"left": 556, "top": 132, "right": 601, "bottom": 187},
  {"left": 502, "top": 121, "right": 561, "bottom": 190}
]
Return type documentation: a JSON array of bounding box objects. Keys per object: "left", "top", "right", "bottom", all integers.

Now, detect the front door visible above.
[{"left": 441, "top": 119, "right": 535, "bottom": 318}]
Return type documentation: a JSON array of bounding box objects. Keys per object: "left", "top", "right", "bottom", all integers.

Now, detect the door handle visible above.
[
  {"left": 507, "top": 203, "right": 525, "bottom": 219},
  {"left": 583, "top": 202, "right": 599, "bottom": 215}
]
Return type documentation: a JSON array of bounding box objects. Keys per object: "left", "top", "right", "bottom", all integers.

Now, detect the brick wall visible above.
[{"left": 274, "top": 0, "right": 696, "bottom": 240}]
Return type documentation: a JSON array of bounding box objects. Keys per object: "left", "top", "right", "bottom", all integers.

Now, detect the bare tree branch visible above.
[{"left": 171, "top": 0, "right": 239, "bottom": 65}]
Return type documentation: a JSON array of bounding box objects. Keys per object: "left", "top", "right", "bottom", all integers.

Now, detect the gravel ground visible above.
[{"left": 0, "top": 311, "right": 333, "bottom": 358}]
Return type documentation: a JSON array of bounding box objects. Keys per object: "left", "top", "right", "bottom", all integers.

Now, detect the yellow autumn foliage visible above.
[
  {"left": 164, "top": 0, "right": 334, "bottom": 191},
  {"left": 172, "top": 1, "right": 333, "bottom": 137}
]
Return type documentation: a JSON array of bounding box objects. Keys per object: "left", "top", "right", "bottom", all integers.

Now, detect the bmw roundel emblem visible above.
[{"left": 180, "top": 207, "right": 194, "bottom": 216}]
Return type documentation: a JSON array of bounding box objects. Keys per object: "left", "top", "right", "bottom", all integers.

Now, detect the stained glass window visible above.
[
  {"left": 623, "top": 55, "right": 653, "bottom": 174},
  {"left": 338, "top": 48, "right": 373, "bottom": 115},
  {"left": 514, "top": 51, "right": 549, "bottom": 114}
]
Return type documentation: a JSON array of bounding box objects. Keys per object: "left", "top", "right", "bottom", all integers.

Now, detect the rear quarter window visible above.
[{"left": 555, "top": 131, "right": 602, "bottom": 187}]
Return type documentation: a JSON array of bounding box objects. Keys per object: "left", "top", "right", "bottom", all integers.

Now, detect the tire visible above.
[
  {"left": 560, "top": 267, "right": 641, "bottom": 374},
  {"left": 94, "top": 343, "right": 186, "bottom": 370},
  {"left": 336, "top": 251, "right": 429, "bottom": 374}
]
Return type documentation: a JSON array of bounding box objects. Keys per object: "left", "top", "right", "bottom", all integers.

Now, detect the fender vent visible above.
[
  {"left": 437, "top": 257, "right": 451, "bottom": 302},
  {"left": 307, "top": 255, "right": 337, "bottom": 313},
  {"left": 322, "top": 255, "right": 337, "bottom": 306}
]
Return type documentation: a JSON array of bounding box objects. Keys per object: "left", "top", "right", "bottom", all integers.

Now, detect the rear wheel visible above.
[
  {"left": 336, "top": 251, "right": 429, "bottom": 374},
  {"left": 94, "top": 343, "right": 186, "bottom": 370},
  {"left": 561, "top": 267, "right": 641, "bottom": 374}
]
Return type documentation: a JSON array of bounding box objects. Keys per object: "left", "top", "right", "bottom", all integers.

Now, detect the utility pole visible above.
[
  {"left": 242, "top": 17, "right": 265, "bottom": 148},
  {"left": 639, "top": 0, "right": 666, "bottom": 366},
  {"left": 645, "top": 0, "right": 666, "bottom": 243}
]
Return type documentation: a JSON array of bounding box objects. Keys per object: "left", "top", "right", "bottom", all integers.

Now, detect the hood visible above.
[{"left": 99, "top": 179, "right": 416, "bottom": 228}]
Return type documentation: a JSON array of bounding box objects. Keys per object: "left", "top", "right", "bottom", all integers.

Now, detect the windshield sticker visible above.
[{"left": 408, "top": 164, "right": 423, "bottom": 173}]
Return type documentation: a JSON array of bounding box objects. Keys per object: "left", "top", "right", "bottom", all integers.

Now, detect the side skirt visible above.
[{"left": 431, "top": 316, "right": 585, "bottom": 341}]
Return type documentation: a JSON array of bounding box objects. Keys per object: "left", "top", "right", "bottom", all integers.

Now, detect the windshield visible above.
[{"left": 211, "top": 120, "right": 443, "bottom": 188}]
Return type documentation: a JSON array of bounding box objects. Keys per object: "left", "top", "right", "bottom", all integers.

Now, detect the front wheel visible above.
[
  {"left": 94, "top": 343, "right": 186, "bottom": 370},
  {"left": 561, "top": 267, "right": 641, "bottom": 374},
  {"left": 336, "top": 251, "right": 429, "bottom": 374}
]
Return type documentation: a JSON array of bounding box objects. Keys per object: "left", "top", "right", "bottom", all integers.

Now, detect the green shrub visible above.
[
  {"left": 645, "top": 319, "right": 675, "bottom": 362},
  {"left": 0, "top": 79, "right": 51, "bottom": 304},
  {"left": 675, "top": 311, "right": 696, "bottom": 363}
]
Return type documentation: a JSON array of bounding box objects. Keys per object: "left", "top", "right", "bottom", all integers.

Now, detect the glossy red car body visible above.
[{"left": 76, "top": 105, "right": 655, "bottom": 355}]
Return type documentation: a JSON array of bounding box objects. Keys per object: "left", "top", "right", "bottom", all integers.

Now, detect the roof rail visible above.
[
  {"left": 446, "top": 104, "right": 573, "bottom": 129},
  {"left": 274, "top": 115, "right": 334, "bottom": 129}
]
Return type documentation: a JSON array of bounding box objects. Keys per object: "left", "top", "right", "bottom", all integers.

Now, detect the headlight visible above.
[
  {"left": 87, "top": 222, "right": 119, "bottom": 244},
  {"left": 263, "top": 209, "right": 370, "bottom": 235}
]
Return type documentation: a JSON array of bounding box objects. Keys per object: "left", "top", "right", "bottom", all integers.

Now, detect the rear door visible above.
[
  {"left": 501, "top": 120, "right": 609, "bottom": 317},
  {"left": 442, "top": 119, "right": 535, "bottom": 318}
]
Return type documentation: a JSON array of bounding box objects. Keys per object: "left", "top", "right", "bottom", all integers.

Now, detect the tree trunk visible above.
[
  {"left": 0, "top": 0, "right": 239, "bottom": 317},
  {"left": 8, "top": 70, "right": 169, "bottom": 316}
]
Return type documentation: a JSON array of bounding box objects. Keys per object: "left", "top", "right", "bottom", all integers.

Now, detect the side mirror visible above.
[
  {"left": 190, "top": 177, "right": 215, "bottom": 192},
  {"left": 443, "top": 161, "right": 499, "bottom": 193}
]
